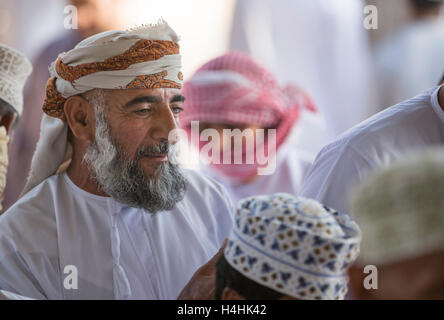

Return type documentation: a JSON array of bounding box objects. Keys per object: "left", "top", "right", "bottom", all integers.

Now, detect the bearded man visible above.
[{"left": 0, "top": 21, "right": 233, "bottom": 299}]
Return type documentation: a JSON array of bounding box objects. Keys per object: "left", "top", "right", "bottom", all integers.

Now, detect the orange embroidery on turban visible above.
[
  {"left": 126, "top": 71, "right": 181, "bottom": 89},
  {"left": 56, "top": 40, "right": 179, "bottom": 82},
  {"left": 43, "top": 39, "right": 182, "bottom": 120},
  {"left": 43, "top": 71, "right": 182, "bottom": 120},
  {"left": 43, "top": 77, "right": 67, "bottom": 120}
]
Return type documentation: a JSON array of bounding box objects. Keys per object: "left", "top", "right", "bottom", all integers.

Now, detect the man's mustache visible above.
[{"left": 135, "top": 142, "right": 172, "bottom": 161}]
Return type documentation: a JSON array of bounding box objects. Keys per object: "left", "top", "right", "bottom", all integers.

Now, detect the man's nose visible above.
[{"left": 150, "top": 106, "right": 178, "bottom": 142}]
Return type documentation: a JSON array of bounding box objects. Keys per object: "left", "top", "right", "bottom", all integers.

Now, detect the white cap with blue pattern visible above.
[{"left": 224, "top": 193, "right": 361, "bottom": 300}]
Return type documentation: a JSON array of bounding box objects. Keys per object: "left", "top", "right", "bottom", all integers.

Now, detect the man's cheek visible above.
[{"left": 115, "top": 134, "right": 139, "bottom": 159}]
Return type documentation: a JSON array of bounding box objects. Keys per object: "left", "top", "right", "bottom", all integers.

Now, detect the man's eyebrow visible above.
[
  {"left": 123, "top": 96, "right": 161, "bottom": 108},
  {"left": 171, "top": 94, "right": 186, "bottom": 103}
]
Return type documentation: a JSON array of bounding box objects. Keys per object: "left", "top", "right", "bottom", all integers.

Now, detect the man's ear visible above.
[
  {"left": 221, "top": 287, "right": 245, "bottom": 300},
  {"left": 64, "top": 95, "right": 95, "bottom": 143}
]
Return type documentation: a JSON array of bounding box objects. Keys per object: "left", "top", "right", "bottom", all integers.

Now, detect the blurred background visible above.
[{"left": 0, "top": 0, "right": 443, "bottom": 210}]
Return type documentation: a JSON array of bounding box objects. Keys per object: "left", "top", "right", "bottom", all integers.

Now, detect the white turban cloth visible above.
[{"left": 22, "top": 20, "right": 183, "bottom": 195}]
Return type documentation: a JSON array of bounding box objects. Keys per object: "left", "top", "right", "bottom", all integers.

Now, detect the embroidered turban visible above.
[
  {"left": 23, "top": 20, "right": 183, "bottom": 195},
  {"left": 43, "top": 21, "right": 183, "bottom": 120},
  {"left": 225, "top": 193, "right": 361, "bottom": 300},
  {"left": 351, "top": 148, "right": 444, "bottom": 266}
]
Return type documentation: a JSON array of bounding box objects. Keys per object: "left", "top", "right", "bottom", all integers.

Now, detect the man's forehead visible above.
[{"left": 106, "top": 87, "right": 182, "bottom": 102}]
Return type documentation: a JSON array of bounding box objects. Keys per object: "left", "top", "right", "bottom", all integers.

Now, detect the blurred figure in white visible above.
[
  {"left": 230, "top": 0, "right": 377, "bottom": 141},
  {"left": 349, "top": 149, "right": 444, "bottom": 299},
  {"left": 375, "top": 0, "right": 444, "bottom": 110}
]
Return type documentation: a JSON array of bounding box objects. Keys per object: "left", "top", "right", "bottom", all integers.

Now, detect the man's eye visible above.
[
  {"left": 171, "top": 106, "right": 184, "bottom": 115},
  {"left": 135, "top": 109, "right": 151, "bottom": 115}
]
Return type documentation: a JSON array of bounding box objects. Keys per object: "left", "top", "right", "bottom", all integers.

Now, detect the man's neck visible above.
[{"left": 66, "top": 150, "right": 108, "bottom": 197}]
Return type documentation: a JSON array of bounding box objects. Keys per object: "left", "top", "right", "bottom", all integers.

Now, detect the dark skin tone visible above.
[
  {"left": 64, "top": 87, "right": 184, "bottom": 196},
  {"left": 0, "top": 113, "right": 17, "bottom": 136},
  {"left": 178, "top": 239, "right": 227, "bottom": 300},
  {"left": 348, "top": 252, "right": 444, "bottom": 299}
]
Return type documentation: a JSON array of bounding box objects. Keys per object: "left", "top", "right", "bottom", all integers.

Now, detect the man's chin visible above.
[{"left": 140, "top": 158, "right": 165, "bottom": 177}]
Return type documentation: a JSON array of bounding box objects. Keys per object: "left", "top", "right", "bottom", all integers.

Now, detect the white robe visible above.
[
  {"left": 300, "top": 86, "right": 444, "bottom": 215},
  {"left": 0, "top": 170, "right": 234, "bottom": 299}
]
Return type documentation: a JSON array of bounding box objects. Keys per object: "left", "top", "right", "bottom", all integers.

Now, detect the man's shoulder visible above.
[
  {"left": 321, "top": 88, "right": 438, "bottom": 156},
  {"left": 3, "top": 174, "right": 61, "bottom": 212}
]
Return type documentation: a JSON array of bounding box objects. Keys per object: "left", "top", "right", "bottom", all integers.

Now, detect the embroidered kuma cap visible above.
[
  {"left": 0, "top": 44, "right": 32, "bottom": 115},
  {"left": 224, "top": 193, "right": 361, "bottom": 300}
]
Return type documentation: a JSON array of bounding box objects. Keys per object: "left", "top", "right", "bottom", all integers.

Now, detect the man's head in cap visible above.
[
  {"left": 0, "top": 44, "right": 32, "bottom": 132},
  {"left": 215, "top": 193, "right": 361, "bottom": 300},
  {"left": 0, "top": 44, "right": 32, "bottom": 209},
  {"left": 26, "top": 20, "right": 187, "bottom": 213},
  {"left": 349, "top": 148, "right": 444, "bottom": 299}
]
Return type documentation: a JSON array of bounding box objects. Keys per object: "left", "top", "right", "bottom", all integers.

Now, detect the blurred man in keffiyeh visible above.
[
  {"left": 0, "top": 21, "right": 233, "bottom": 300},
  {"left": 216, "top": 193, "right": 361, "bottom": 300},
  {"left": 180, "top": 52, "right": 317, "bottom": 205}
]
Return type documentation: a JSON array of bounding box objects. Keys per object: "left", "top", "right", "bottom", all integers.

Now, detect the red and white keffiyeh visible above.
[
  {"left": 181, "top": 52, "right": 315, "bottom": 150},
  {"left": 180, "top": 52, "right": 316, "bottom": 181}
]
